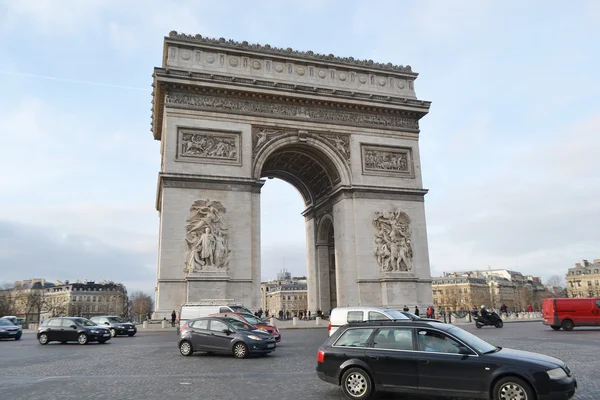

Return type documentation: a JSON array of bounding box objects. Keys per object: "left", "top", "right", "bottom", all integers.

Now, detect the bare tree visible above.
[
  {"left": 130, "top": 291, "right": 154, "bottom": 322},
  {"left": 547, "top": 275, "right": 565, "bottom": 288},
  {"left": 0, "top": 284, "right": 17, "bottom": 316}
]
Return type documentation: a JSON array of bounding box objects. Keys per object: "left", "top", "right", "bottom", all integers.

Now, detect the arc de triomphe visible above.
[{"left": 151, "top": 32, "right": 433, "bottom": 318}]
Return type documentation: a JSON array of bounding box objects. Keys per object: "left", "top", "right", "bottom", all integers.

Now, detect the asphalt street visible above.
[{"left": 0, "top": 322, "right": 597, "bottom": 399}]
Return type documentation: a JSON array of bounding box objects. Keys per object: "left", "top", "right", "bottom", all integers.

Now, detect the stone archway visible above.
[{"left": 150, "top": 32, "right": 434, "bottom": 318}]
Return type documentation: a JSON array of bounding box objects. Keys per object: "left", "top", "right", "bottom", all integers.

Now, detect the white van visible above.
[
  {"left": 179, "top": 303, "right": 252, "bottom": 328},
  {"left": 328, "top": 306, "right": 409, "bottom": 336}
]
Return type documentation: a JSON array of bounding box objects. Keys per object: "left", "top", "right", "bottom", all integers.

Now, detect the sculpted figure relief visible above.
[
  {"left": 373, "top": 210, "right": 413, "bottom": 272},
  {"left": 185, "top": 199, "right": 231, "bottom": 273},
  {"left": 180, "top": 131, "right": 237, "bottom": 160},
  {"left": 364, "top": 149, "right": 409, "bottom": 172}
]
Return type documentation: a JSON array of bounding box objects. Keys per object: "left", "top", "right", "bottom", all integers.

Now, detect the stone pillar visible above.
[
  {"left": 293, "top": 317, "right": 298, "bottom": 326},
  {"left": 333, "top": 198, "right": 359, "bottom": 307}
]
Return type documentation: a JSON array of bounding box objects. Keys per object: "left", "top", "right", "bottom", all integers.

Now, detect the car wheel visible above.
[
  {"left": 561, "top": 319, "right": 574, "bottom": 331},
  {"left": 476, "top": 322, "right": 483, "bottom": 328},
  {"left": 15, "top": 335, "right": 22, "bottom": 341},
  {"left": 109, "top": 328, "right": 117, "bottom": 337},
  {"left": 493, "top": 376, "right": 535, "bottom": 400},
  {"left": 179, "top": 340, "right": 193, "bottom": 356},
  {"left": 38, "top": 333, "right": 49, "bottom": 345},
  {"left": 550, "top": 325, "right": 561, "bottom": 331},
  {"left": 495, "top": 320, "right": 504, "bottom": 328},
  {"left": 77, "top": 333, "right": 88, "bottom": 345},
  {"left": 233, "top": 342, "right": 248, "bottom": 359},
  {"left": 341, "top": 367, "right": 373, "bottom": 400}
]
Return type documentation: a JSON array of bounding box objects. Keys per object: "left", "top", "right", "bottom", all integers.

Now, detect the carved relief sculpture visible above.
[
  {"left": 179, "top": 129, "right": 240, "bottom": 164},
  {"left": 322, "top": 134, "right": 350, "bottom": 162},
  {"left": 362, "top": 145, "right": 413, "bottom": 176},
  {"left": 184, "top": 199, "right": 231, "bottom": 273},
  {"left": 252, "top": 127, "right": 282, "bottom": 159},
  {"left": 373, "top": 210, "right": 413, "bottom": 272},
  {"left": 166, "top": 92, "right": 419, "bottom": 131}
]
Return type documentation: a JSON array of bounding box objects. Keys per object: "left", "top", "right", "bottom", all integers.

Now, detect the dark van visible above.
[{"left": 542, "top": 298, "right": 600, "bottom": 331}]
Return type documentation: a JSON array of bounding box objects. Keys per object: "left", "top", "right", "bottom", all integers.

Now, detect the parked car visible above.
[
  {"left": 178, "top": 316, "right": 276, "bottom": 358},
  {"left": 328, "top": 307, "right": 409, "bottom": 336},
  {"left": 90, "top": 316, "right": 137, "bottom": 337},
  {"left": 179, "top": 303, "right": 252, "bottom": 328},
  {"left": 0, "top": 318, "right": 22, "bottom": 340},
  {"left": 316, "top": 320, "right": 577, "bottom": 400},
  {"left": 209, "top": 312, "right": 281, "bottom": 342},
  {"left": 1, "top": 316, "right": 19, "bottom": 326},
  {"left": 542, "top": 297, "right": 600, "bottom": 331},
  {"left": 398, "top": 310, "right": 443, "bottom": 323},
  {"left": 37, "top": 317, "right": 111, "bottom": 345}
]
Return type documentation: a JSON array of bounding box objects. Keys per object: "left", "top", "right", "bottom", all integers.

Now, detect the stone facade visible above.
[
  {"left": 566, "top": 259, "right": 600, "bottom": 298},
  {"left": 432, "top": 276, "right": 491, "bottom": 311},
  {"left": 434, "top": 269, "right": 549, "bottom": 311},
  {"left": 151, "top": 32, "right": 433, "bottom": 318},
  {"left": 1, "top": 279, "right": 127, "bottom": 324}
]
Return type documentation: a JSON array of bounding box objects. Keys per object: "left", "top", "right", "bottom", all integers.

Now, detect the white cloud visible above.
[{"left": 427, "top": 115, "right": 600, "bottom": 281}]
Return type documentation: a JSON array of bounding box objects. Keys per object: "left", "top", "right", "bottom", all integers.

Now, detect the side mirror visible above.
[
  {"left": 222, "top": 329, "right": 232, "bottom": 335},
  {"left": 104, "top": 322, "right": 110, "bottom": 325},
  {"left": 70, "top": 325, "right": 77, "bottom": 329},
  {"left": 458, "top": 346, "right": 472, "bottom": 355}
]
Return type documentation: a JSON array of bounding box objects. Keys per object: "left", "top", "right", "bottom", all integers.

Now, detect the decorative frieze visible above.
[
  {"left": 177, "top": 128, "right": 241, "bottom": 165},
  {"left": 361, "top": 144, "right": 414, "bottom": 177},
  {"left": 166, "top": 92, "right": 418, "bottom": 131},
  {"left": 167, "top": 31, "right": 413, "bottom": 73}
]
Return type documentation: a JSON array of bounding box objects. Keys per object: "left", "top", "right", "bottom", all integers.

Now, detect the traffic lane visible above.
[{"left": 0, "top": 325, "right": 596, "bottom": 399}]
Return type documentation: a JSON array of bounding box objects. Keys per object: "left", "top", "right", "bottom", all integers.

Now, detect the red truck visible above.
[{"left": 542, "top": 298, "right": 600, "bottom": 331}]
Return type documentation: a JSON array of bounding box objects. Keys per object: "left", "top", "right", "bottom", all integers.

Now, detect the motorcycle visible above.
[{"left": 474, "top": 311, "right": 503, "bottom": 328}]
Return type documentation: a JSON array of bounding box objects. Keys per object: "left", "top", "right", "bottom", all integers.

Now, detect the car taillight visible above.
[
  {"left": 317, "top": 349, "right": 325, "bottom": 363},
  {"left": 328, "top": 322, "right": 331, "bottom": 334},
  {"left": 180, "top": 323, "right": 188, "bottom": 332}
]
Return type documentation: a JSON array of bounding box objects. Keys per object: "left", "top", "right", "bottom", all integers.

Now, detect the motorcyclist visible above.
[{"left": 480, "top": 305, "right": 489, "bottom": 321}]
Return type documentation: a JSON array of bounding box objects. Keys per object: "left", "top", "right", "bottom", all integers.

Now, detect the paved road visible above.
[{"left": 0, "top": 322, "right": 597, "bottom": 399}]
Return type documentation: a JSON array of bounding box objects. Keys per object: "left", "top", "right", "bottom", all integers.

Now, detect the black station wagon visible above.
[{"left": 316, "top": 320, "right": 576, "bottom": 400}]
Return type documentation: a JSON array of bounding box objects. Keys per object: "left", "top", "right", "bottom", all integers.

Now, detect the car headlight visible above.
[
  {"left": 547, "top": 367, "right": 567, "bottom": 380},
  {"left": 0, "top": 329, "right": 6, "bottom": 332},
  {"left": 247, "top": 335, "right": 263, "bottom": 340}
]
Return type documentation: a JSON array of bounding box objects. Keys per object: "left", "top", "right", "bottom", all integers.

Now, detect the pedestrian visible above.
[
  {"left": 414, "top": 305, "right": 419, "bottom": 316},
  {"left": 403, "top": 305, "right": 409, "bottom": 312},
  {"left": 308, "top": 310, "right": 311, "bottom": 319},
  {"left": 171, "top": 310, "right": 176, "bottom": 327}
]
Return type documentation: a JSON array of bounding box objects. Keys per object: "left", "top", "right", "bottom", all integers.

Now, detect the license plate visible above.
[
  {"left": 103, "top": 333, "right": 110, "bottom": 337},
  {"left": 267, "top": 344, "right": 275, "bottom": 348},
  {"left": 128, "top": 329, "right": 134, "bottom": 331},
  {"left": 8, "top": 332, "right": 16, "bottom": 335}
]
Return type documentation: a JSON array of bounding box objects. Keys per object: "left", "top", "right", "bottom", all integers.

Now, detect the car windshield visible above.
[
  {"left": 228, "top": 320, "right": 254, "bottom": 331},
  {"left": 0, "top": 319, "right": 14, "bottom": 326},
  {"left": 107, "top": 317, "right": 125, "bottom": 323},
  {"left": 230, "top": 306, "right": 252, "bottom": 314},
  {"left": 385, "top": 310, "right": 409, "bottom": 320},
  {"left": 76, "top": 319, "right": 97, "bottom": 327},
  {"left": 401, "top": 311, "right": 419, "bottom": 319},
  {"left": 240, "top": 314, "right": 264, "bottom": 325},
  {"left": 447, "top": 326, "right": 496, "bottom": 354}
]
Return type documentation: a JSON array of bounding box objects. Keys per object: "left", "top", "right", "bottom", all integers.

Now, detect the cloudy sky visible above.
[{"left": 0, "top": 1, "right": 598, "bottom": 295}]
